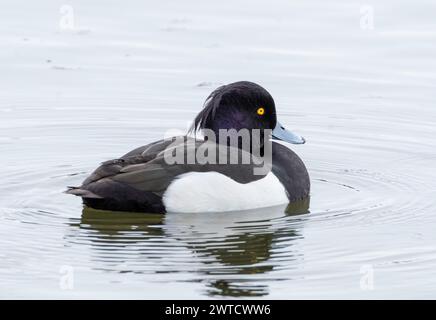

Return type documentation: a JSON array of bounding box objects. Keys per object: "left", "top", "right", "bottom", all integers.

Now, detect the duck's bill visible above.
[{"left": 272, "top": 122, "right": 306, "bottom": 144}]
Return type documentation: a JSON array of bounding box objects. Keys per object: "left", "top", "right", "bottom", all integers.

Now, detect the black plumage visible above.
[{"left": 66, "top": 81, "right": 310, "bottom": 213}]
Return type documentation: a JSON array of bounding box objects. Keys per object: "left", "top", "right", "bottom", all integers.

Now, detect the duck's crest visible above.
[{"left": 190, "top": 84, "right": 227, "bottom": 134}]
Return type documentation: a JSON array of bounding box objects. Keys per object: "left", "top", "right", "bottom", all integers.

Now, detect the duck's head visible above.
[{"left": 192, "top": 81, "right": 305, "bottom": 146}]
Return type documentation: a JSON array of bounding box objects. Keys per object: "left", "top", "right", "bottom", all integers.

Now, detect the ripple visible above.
[
  {"left": 1, "top": 76, "right": 436, "bottom": 299},
  {"left": 2, "top": 108, "right": 436, "bottom": 298}
]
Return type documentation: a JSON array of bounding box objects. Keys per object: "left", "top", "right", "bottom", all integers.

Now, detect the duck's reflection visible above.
[{"left": 68, "top": 198, "right": 310, "bottom": 297}]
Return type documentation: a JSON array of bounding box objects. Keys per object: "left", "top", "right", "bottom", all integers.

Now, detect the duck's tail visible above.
[{"left": 65, "top": 186, "right": 103, "bottom": 199}]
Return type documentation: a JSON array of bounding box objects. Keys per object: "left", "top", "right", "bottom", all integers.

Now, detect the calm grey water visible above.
[{"left": 1, "top": 0, "right": 436, "bottom": 298}]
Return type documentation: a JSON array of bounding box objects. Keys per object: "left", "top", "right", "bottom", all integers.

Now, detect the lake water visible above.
[{"left": 1, "top": 0, "right": 436, "bottom": 299}]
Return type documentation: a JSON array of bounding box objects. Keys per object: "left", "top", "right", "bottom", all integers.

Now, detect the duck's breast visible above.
[{"left": 163, "top": 171, "right": 288, "bottom": 213}]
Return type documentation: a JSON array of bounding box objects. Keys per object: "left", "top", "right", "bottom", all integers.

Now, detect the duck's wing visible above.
[
  {"left": 66, "top": 137, "right": 266, "bottom": 212},
  {"left": 65, "top": 138, "right": 177, "bottom": 204},
  {"left": 78, "top": 138, "right": 175, "bottom": 187},
  {"left": 120, "top": 138, "right": 176, "bottom": 158},
  {"left": 111, "top": 138, "right": 267, "bottom": 195}
]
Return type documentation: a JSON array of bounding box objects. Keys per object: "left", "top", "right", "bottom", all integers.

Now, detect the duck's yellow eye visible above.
[{"left": 257, "top": 107, "right": 265, "bottom": 116}]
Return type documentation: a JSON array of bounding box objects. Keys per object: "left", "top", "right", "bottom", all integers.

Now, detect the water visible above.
[{"left": 1, "top": 0, "right": 436, "bottom": 298}]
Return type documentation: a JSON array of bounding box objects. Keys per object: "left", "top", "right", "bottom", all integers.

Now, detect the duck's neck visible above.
[{"left": 202, "top": 128, "right": 270, "bottom": 156}]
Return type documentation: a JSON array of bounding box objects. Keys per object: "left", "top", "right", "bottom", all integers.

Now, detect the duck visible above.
[{"left": 67, "top": 81, "right": 310, "bottom": 213}]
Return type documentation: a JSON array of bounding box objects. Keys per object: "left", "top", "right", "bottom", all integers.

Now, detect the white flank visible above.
[{"left": 163, "top": 171, "right": 288, "bottom": 213}]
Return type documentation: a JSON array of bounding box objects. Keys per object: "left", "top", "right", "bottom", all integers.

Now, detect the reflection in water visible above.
[{"left": 67, "top": 199, "right": 310, "bottom": 297}]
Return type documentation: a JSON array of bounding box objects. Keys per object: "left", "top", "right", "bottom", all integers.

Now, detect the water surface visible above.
[{"left": 1, "top": 0, "right": 436, "bottom": 298}]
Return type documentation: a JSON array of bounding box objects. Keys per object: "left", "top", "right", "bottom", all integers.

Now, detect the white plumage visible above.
[{"left": 163, "top": 171, "right": 288, "bottom": 213}]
